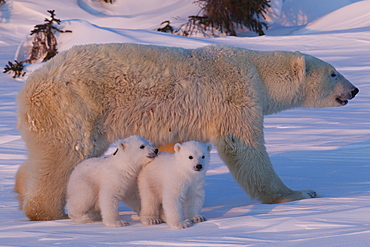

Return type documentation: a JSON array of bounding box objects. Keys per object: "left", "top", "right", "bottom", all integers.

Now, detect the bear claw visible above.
[
  {"left": 104, "top": 219, "right": 129, "bottom": 227},
  {"left": 171, "top": 220, "right": 193, "bottom": 229},
  {"left": 141, "top": 218, "right": 163, "bottom": 225},
  {"left": 306, "top": 190, "right": 317, "bottom": 198},
  {"left": 190, "top": 215, "right": 207, "bottom": 223}
]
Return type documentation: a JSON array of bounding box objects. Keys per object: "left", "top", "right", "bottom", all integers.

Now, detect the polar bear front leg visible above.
[
  {"left": 99, "top": 191, "right": 129, "bottom": 227},
  {"left": 216, "top": 136, "right": 317, "bottom": 204}
]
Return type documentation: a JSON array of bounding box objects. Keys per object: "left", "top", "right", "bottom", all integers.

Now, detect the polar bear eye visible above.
[
  {"left": 189, "top": 156, "right": 193, "bottom": 159},
  {"left": 202, "top": 155, "right": 205, "bottom": 159},
  {"left": 331, "top": 72, "right": 337, "bottom": 77},
  {"left": 140, "top": 145, "right": 145, "bottom": 149}
]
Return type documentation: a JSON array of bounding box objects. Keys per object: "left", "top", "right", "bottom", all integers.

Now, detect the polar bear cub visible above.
[
  {"left": 138, "top": 141, "right": 212, "bottom": 229},
  {"left": 66, "top": 135, "right": 158, "bottom": 227}
]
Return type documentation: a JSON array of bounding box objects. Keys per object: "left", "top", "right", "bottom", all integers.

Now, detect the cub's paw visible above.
[
  {"left": 103, "top": 219, "right": 130, "bottom": 227},
  {"left": 170, "top": 219, "right": 193, "bottom": 230},
  {"left": 190, "top": 215, "right": 207, "bottom": 223},
  {"left": 141, "top": 218, "right": 163, "bottom": 225},
  {"left": 69, "top": 214, "right": 93, "bottom": 224}
]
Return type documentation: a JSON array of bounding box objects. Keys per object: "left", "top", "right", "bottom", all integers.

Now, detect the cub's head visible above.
[
  {"left": 174, "top": 141, "right": 212, "bottom": 174},
  {"left": 115, "top": 135, "right": 158, "bottom": 166},
  {"left": 300, "top": 54, "right": 359, "bottom": 108}
]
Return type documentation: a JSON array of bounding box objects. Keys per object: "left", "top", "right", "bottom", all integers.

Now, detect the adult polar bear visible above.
[{"left": 15, "top": 44, "right": 358, "bottom": 220}]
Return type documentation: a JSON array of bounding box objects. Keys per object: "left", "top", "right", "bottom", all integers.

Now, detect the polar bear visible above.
[
  {"left": 138, "top": 141, "right": 212, "bottom": 229},
  {"left": 15, "top": 44, "right": 359, "bottom": 220},
  {"left": 66, "top": 135, "right": 158, "bottom": 227}
]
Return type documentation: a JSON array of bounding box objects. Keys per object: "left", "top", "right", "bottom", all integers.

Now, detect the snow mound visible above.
[
  {"left": 265, "top": 0, "right": 353, "bottom": 26},
  {"left": 78, "top": 0, "right": 195, "bottom": 17},
  {"left": 298, "top": 0, "right": 370, "bottom": 33}
]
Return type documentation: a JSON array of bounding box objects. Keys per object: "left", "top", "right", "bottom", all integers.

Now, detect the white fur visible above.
[
  {"left": 138, "top": 141, "right": 212, "bottom": 229},
  {"left": 66, "top": 135, "right": 157, "bottom": 227}
]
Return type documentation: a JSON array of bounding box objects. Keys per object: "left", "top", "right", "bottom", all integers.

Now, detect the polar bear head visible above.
[
  {"left": 299, "top": 53, "right": 359, "bottom": 108},
  {"left": 115, "top": 135, "right": 158, "bottom": 167},
  {"left": 257, "top": 51, "right": 359, "bottom": 113},
  {"left": 173, "top": 141, "right": 212, "bottom": 173}
]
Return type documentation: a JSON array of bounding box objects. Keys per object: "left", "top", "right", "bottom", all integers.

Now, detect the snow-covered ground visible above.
[{"left": 0, "top": 0, "right": 369, "bottom": 246}]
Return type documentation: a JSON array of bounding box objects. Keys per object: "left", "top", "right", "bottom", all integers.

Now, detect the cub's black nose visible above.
[
  {"left": 154, "top": 149, "right": 158, "bottom": 154},
  {"left": 352, "top": 88, "right": 359, "bottom": 98},
  {"left": 195, "top": 164, "right": 203, "bottom": 171}
]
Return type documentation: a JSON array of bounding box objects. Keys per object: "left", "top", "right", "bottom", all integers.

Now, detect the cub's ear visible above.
[
  {"left": 206, "top": 143, "right": 212, "bottom": 152},
  {"left": 120, "top": 142, "right": 126, "bottom": 150},
  {"left": 174, "top": 143, "right": 182, "bottom": 153},
  {"left": 291, "top": 53, "right": 306, "bottom": 82}
]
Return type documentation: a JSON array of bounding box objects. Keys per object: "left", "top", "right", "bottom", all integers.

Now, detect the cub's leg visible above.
[
  {"left": 67, "top": 184, "right": 95, "bottom": 224},
  {"left": 162, "top": 192, "right": 193, "bottom": 229},
  {"left": 99, "top": 190, "right": 129, "bottom": 227},
  {"left": 139, "top": 183, "right": 163, "bottom": 225},
  {"left": 185, "top": 187, "right": 207, "bottom": 224}
]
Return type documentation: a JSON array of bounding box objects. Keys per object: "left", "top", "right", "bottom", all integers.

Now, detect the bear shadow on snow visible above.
[{"left": 201, "top": 139, "right": 369, "bottom": 220}]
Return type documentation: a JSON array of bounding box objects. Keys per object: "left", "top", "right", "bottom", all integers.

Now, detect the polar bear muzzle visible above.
[
  {"left": 147, "top": 148, "right": 159, "bottom": 159},
  {"left": 194, "top": 164, "right": 203, "bottom": 171},
  {"left": 336, "top": 87, "right": 359, "bottom": 106}
]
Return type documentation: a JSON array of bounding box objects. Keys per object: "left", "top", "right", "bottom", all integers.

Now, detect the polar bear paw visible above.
[
  {"left": 302, "top": 190, "right": 317, "bottom": 199},
  {"left": 264, "top": 190, "right": 318, "bottom": 203},
  {"left": 190, "top": 215, "right": 207, "bottom": 223},
  {"left": 103, "top": 219, "right": 130, "bottom": 227},
  {"left": 170, "top": 219, "right": 193, "bottom": 229},
  {"left": 141, "top": 217, "right": 163, "bottom": 225}
]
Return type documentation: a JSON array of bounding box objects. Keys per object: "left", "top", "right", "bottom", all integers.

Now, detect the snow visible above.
[{"left": 0, "top": 0, "right": 369, "bottom": 246}]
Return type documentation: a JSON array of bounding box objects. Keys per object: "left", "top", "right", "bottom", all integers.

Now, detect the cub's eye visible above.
[
  {"left": 202, "top": 156, "right": 205, "bottom": 159},
  {"left": 331, "top": 72, "right": 337, "bottom": 77},
  {"left": 140, "top": 145, "right": 145, "bottom": 149},
  {"left": 189, "top": 156, "right": 193, "bottom": 159}
]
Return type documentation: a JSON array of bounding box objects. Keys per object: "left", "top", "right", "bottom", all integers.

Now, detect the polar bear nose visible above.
[
  {"left": 195, "top": 164, "right": 203, "bottom": 171},
  {"left": 351, "top": 88, "right": 359, "bottom": 98},
  {"left": 154, "top": 149, "right": 158, "bottom": 154}
]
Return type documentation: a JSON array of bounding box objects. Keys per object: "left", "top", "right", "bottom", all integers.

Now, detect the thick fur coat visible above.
[
  {"left": 15, "top": 43, "right": 359, "bottom": 220},
  {"left": 138, "top": 141, "right": 212, "bottom": 229},
  {"left": 66, "top": 135, "right": 158, "bottom": 227}
]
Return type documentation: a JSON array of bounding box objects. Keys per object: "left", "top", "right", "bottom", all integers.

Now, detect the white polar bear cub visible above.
[
  {"left": 66, "top": 135, "right": 158, "bottom": 227},
  {"left": 138, "top": 141, "right": 212, "bottom": 229}
]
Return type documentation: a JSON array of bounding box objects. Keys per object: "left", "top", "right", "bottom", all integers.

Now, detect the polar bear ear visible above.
[
  {"left": 291, "top": 53, "right": 306, "bottom": 82},
  {"left": 206, "top": 143, "right": 212, "bottom": 152},
  {"left": 174, "top": 143, "right": 182, "bottom": 153},
  {"left": 120, "top": 142, "right": 126, "bottom": 150}
]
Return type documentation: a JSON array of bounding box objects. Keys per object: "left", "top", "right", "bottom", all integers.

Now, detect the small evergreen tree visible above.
[
  {"left": 157, "top": 21, "right": 174, "bottom": 33},
  {"left": 28, "top": 10, "right": 72, "bottom": 63},
  {"left": 3, "top": 60, "right": 26, "bottom": 78},
  {"left": 3, "top": 10, "right": 72, "bottom": 79},
  {"left": 200, "top": 0, "right": 271, "bottom": 36},
  {"left": 165, "top": 0, "right": 271, "bottom": 37}
]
